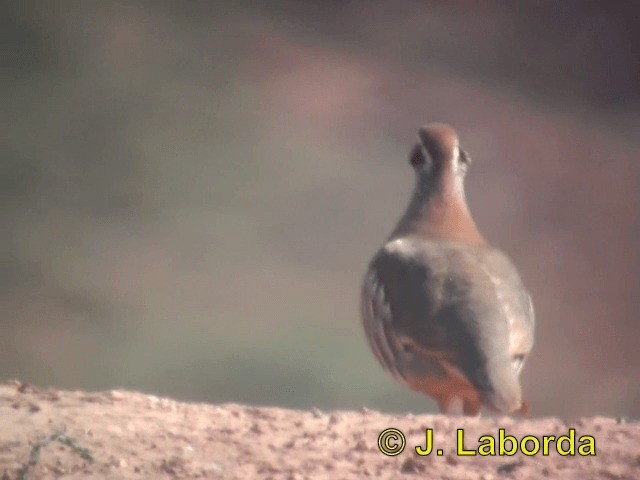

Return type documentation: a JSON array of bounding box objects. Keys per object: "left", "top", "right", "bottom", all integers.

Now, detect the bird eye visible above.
[{"left": 459, "top": 148, "right": 471, "bottom": 164}]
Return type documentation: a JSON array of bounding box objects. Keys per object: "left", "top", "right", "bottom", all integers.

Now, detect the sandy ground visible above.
[{"left": 1, "top": 381, "right": 638, "bottom": 480}]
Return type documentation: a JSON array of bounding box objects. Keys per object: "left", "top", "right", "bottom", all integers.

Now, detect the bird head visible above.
[{"left": 409, "top": 123, "right": 472, "bottom": 181}]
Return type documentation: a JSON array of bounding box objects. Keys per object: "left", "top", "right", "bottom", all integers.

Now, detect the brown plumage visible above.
[{"left": 361, "top": 123, "right": 534, "bottom": 415}]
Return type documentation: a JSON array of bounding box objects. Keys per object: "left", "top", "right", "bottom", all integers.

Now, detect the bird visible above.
[{"left": 360, "top": 123, "right": 534, "bottom": 416}]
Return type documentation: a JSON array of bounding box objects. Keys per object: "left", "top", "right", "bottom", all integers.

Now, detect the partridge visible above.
[{"left": 361, "top": 124, "right": 534, "bottom": 416}]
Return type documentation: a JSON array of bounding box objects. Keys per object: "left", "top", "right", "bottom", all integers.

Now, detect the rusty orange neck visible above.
[{"left": 391, "top": 170, "right": 486, "bottom": 245}]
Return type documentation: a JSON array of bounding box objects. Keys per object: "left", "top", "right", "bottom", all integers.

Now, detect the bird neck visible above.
[{"left": 390, "top": 170, "right": 487, "bottom": 245}]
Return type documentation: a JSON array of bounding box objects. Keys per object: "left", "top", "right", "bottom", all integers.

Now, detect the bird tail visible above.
[{"left": 480, "top": 357, "right": 524, "bottom": 414}]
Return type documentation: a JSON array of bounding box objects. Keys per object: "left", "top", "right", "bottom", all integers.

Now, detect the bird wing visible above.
[
  {"left": 361, "top": 239, "right": 463, "bottom": 381},
  {"left": 361, "top": 238, "right": 534, "bottom": 410}
]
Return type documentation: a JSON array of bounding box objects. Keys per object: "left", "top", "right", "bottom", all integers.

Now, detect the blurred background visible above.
[{"left": 2, "top": 0, "right": 639, "bottom": 419}]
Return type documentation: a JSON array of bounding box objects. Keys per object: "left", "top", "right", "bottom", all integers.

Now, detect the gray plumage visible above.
[{"left": 361, "top": 124, "right": 535, "bottom": 415}]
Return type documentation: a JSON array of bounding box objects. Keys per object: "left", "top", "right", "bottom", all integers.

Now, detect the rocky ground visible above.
[{"left": 0, "top": 381, "right": 638, "bottom": 479}]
